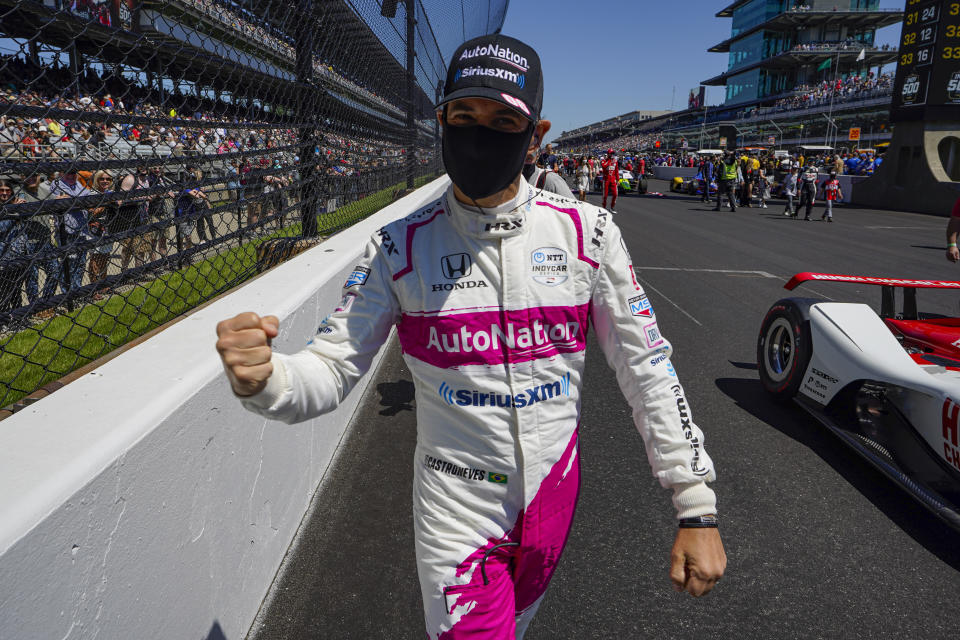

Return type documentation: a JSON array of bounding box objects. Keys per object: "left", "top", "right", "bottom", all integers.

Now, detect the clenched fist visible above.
[
  {"left": 216, "top": 312, "right": 280, "bottom": 397},
  {"left": 669, "top": 526, "right": 726, "bottom": 597}
]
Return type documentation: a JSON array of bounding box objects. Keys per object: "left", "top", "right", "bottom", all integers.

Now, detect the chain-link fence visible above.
[{"left": 0, "top": 0, "right": 508, "bottom": 410}]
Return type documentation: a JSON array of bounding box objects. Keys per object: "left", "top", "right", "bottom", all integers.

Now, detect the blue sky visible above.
[{"left": 500, "top": 0, "right": 904, "bottom": 143}]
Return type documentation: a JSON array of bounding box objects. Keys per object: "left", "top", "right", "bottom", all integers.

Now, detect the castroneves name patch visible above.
[{"left": 423, "top": 454, "right": 509, "bottom": 484}]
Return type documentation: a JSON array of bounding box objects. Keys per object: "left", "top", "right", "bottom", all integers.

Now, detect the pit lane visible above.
[{"left": 250, "top": 180, "right": 960, "bottom": 640}]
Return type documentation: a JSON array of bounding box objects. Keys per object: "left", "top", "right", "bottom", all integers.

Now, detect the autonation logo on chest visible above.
[{"left": 438, "top": 372, "right": 571, "bottom": 409}]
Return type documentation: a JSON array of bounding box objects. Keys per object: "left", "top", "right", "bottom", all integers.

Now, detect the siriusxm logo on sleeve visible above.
[{"left": 438, "top": 372, "right": 571, "bottom": 409}]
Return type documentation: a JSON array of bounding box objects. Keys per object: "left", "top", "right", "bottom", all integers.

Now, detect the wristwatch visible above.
[{"left": 678, "top": 514, "right": 719, "bottom": 528}]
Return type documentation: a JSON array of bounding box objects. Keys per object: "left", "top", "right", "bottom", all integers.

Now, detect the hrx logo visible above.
[
  {"left": 484, "top": 220, "right": 522, "bottom": 232},
  {"left": 438, "top": 372, "right": 571, "bottom": 409}
]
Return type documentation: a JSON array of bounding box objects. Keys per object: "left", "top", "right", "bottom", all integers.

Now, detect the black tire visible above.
[{"left": 757, "top": 298, "right": 816, "bottom": 401}]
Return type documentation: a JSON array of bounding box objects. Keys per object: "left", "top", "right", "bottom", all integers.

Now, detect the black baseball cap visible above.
[{"left": 437, "top": 34, "right": 543, "bottom": 122}]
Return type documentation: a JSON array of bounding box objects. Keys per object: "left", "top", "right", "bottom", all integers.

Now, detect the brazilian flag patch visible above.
[{"left": 487, "top": 472, "right": 508, "bottom": 484}]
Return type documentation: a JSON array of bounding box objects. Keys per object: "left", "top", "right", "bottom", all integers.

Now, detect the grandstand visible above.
[
  {"left": 555, "top": 1, "right": 902, "bottom": 154},
  {"left": 0, "top": 0, "right": 505, "bottom": 409},
  {"left": 705, "top": 0, "right": 901, "bottom": 106}
]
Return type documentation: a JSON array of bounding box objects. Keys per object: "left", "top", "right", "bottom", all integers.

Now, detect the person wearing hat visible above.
[{"left": 215, "top": 34, "right": 725, "bottom": 639}]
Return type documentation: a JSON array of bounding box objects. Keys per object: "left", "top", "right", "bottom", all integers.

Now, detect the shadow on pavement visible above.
[
  {"left": 204, "top": 622, "right": 227, "bottom": 640},
  {"left": 911, "top": 245, "right": 946, "bottom": 251},
  {"left": 377, "top": 379, "right": 415, "bottom": 416},
  {"left": 716, "top": 376, "right": 960, "bottom": 570}
]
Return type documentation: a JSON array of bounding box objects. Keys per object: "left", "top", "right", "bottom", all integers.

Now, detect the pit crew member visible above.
[
  {"left": 820, "top": 171, "right": 841, "bottom": 222},
  {"left": 600, "top": 148, "right": 619, "bottom": 212}
]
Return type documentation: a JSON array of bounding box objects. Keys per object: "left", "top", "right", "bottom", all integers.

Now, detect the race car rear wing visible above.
[{"left": 784, "top": 272, "right": 960, "bottom": 319}]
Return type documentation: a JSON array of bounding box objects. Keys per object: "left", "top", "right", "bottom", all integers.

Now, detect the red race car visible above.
[{"left": 758, "top": 272, "right": 960, "bottom": 529}]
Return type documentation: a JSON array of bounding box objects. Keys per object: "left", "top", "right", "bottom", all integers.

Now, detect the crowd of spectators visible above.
[
  {"left": 0, "top": 50, "right": 423, "bottom": 319},
  {"left": 0, "top": 54, "right": 410, "bottom": 166},
  {"left": 769, "top": 71, "right": 893, "bottom": 111},
  {"left": 790, "top": 41, "right": 891, "bottom": 52},
  {"left": 183, "top": 0, "right": 295, "bottom": 62},
  {"left": 178, "top": 0, "right": 399, "bottom": 115}
]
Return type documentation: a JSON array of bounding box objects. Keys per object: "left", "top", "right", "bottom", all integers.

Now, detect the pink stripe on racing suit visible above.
[{"left": 239, "top": 180, "right": 717, "bottom": 639}]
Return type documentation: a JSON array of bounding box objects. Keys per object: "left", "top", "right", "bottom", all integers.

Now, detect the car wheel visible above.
[{"left": 757, "top": 299, "right": 813, "bottom": 401}]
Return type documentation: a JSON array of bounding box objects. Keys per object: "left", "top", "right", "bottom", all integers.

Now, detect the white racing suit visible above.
[{"left": 240, "top": 180, "right": 717, "bottom": 639}]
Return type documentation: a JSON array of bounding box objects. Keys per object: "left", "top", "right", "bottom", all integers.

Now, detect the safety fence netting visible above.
[{"left": 0, "top": 0, "right": 507, "bottom": 410}]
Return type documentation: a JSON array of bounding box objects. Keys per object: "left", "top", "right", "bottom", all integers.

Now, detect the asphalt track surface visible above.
[{"left": 250, "top": 180, "right": 960, "bottom": 640}]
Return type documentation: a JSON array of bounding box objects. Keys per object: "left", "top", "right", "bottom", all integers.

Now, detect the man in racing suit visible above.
[
  {"left": 216, "top": 35, "right": 725, "bottom": 640},
  {"left": 600, "top": 148, "right": 620, "bottom": 212},
  {"left": 798, "top": 163, "right": 819, "bottom": 221}
]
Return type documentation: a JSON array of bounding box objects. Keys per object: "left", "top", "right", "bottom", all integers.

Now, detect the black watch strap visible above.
[{"left": 678, "top": 514, "right": 719, "bottom": 528}]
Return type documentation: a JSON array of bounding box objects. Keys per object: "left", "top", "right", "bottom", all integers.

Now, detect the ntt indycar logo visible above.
[
  {"left": 458, "top": 43, "right": 529, "bottom": 72},
  {"left": 438, "top": 372, "right": 571, "bottom": 409},
  {"left": 455, "top": 66, "right": 525, "bottom": 89}
]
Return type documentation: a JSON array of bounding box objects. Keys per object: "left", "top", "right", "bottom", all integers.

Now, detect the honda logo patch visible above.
[{"left": 441, "top": 253, "right": 472, "bottom": 279}]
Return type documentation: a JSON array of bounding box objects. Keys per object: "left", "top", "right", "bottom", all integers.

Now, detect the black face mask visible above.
[{"left": 442, "top": 122, "right": 534, "bottom": 201}]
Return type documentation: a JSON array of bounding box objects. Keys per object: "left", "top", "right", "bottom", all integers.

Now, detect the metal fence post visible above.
[
  {"left": 435, "top": 79, "right": 442, "bottom": 176},
  {"left": 405, "top": 0, "right": 416, "bottom": 190},
  {"left": 296, "top": 0, "right": 319, "bottom": 238}
]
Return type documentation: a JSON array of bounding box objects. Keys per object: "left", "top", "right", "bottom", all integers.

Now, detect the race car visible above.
[
  {"left": 670, "top": 172, "right": 717, "bottom": 197},
  {"left": 757, "top": 272, "right": 960, "bottom": 530},
  {"left": 685, "top": 171, "right": 717, "bottom": 197}
]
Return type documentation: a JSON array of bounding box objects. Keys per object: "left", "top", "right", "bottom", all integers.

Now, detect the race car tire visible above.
[
  {"left": 637, "top": 176, "right": 648, "bottom": 194},
  {"left": 757, "top": 298, "right": 816, "bottom": 402}
]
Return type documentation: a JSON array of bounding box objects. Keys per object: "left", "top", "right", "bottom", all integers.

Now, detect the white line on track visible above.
[
  {"left": 865, "top": 225, "right": 939, "bottom": 230},
  {"left": 635, "top": 267, "right": 779, "bottom": 279},
  {"left": 635, "top": 277, "right": 703, "bottom": 326}
]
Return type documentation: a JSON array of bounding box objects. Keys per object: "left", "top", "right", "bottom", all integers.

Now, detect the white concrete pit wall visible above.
[
  {"left": 652, "top": 166, "right": 699, "bottom": 181},
  {"left": 0, "top": 176, "right": 449, "bottom": 640}
]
